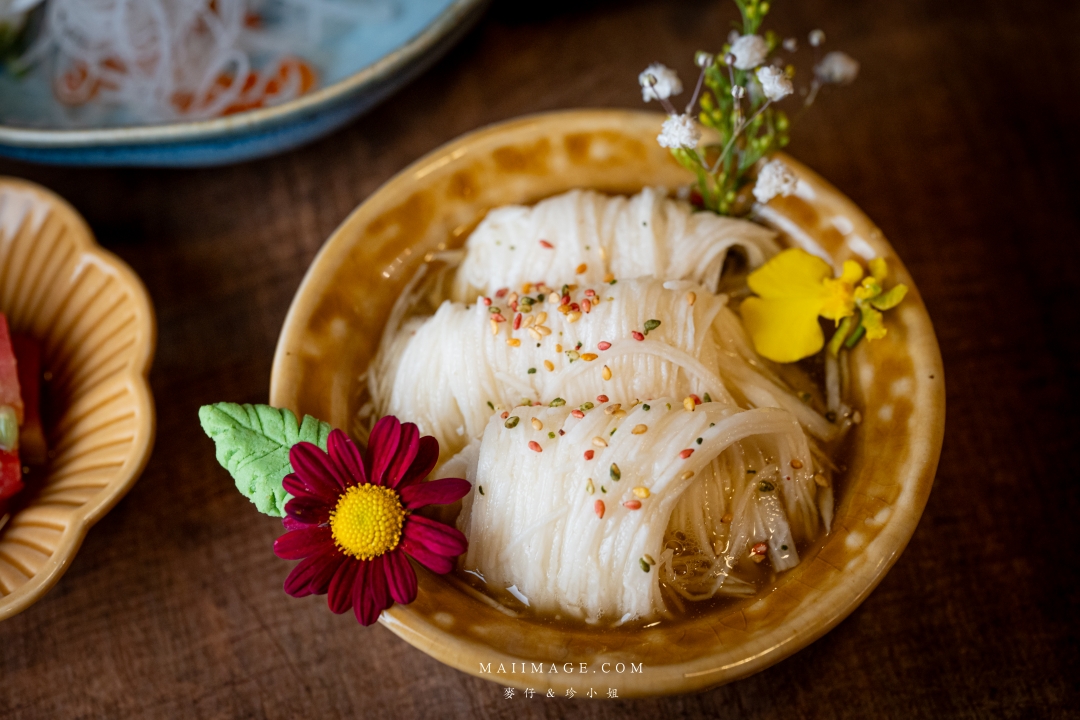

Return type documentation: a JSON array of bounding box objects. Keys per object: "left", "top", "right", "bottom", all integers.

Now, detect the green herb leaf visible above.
[{"left": 199, "top": 403, "right": 331, "bottom": 517}]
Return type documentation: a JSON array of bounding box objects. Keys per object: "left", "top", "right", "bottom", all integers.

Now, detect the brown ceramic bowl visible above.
[
  {"left": 0, "top": 177, "right": 156, "bottom": 621},
  {"left": 270, "top": 110, "right": 945, "bottom": 696}
]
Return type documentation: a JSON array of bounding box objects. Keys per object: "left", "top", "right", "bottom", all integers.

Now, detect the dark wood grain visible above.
[{"left": 1, "top": 0, "right": 1078, "bottom": 717}]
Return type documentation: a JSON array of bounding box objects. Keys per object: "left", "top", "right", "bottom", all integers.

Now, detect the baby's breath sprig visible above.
[{"left": 639, "top": 0, "right": 859, "bottom": 217}]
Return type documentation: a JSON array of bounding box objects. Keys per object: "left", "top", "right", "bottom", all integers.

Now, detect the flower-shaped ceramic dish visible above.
[
  {"left": 0, "top": 0, "right": 487, "bottom": 167},
  {"left": 270, "top": 109, "right": 945, "bottom": 696},
  {"left": 0, "top": 177, "right": 155, "bottom": 621}
]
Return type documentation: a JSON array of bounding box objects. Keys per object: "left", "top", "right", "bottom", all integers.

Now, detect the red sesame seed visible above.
[
  {"left": 482, "top": 297, "right": 492, "bottom": 306},
  {"left": 491, "top": 313, "right": 506, "bottom": 322},
  {"left": 570, "top": 303, "right": 580, "bottom": 312},
  {"left": 584, "top": 288, "right": 596, "bottom": 297},
  {"left": 500, "top": 411, "right": 509, "bottom": 419},
  {"left": 596, "top": 394, "right": 609, "bottom": 403},
  {"left": 529, "top": 441, "right": 543, "bottom": 453},
  {"left": 539, "top": 240, "right": 553, "bottom": 249},
  {"left": 561, "top": 294, "right": 571, "bottom": 306},
  {"left": 584, "top": 449, "right": 595, "bottom": 460},
  {"left": 582, "top": 299, "right": 592, "bottom": 313},
  {"left": 752, "top": 542, "right": 767, "bottom": 556},
  {"left": 558, "top": 429, "right": 565, "bottom": 436},
  {"left": 597, "top": 341, "right": 611, "bottom": 351},
  {"left": 513, "top": 313, "right": 522, "bottom": 329},
  {"left": 631, "top": 331, "right": 645, "bottom": 341},
  {"left": 594, "top": 500, "right": 605, "bottom": 519},
  {"left": 690, "top": 394, "right": 702, "bottom": 405},
  {"left": 679, "top": 449, "right": 694, "bottom": 459},
  {"left": 495, "top": 288, "right": 508, "bottom": 298},
  {"left": 572, "top": 409, "right": 585, "bottom": 418},
  {"left": 509, "top": 301, "right": 518, "bottom": 312},
  {"left": 623, "top": 500, "right": 642, "bottom": 510}
]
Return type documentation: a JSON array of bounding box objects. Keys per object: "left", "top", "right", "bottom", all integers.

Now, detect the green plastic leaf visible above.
[
  {"left": 199, "top": 403, "right": 331, "bottom": 517},
  {"left": 871, "top": 284, "right": 909, "bottom": 311}
]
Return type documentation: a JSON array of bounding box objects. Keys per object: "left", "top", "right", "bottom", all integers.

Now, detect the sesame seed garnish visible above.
[
  {"left": 528, "top": 327, "right": 542, "bottom": 341},
  {"left": 567, "top": 311, "right": 582, "bottom": 323},
  {"left": 790, "top": 459, "right": 804, "bottom": 469},
  {"left": 592, "top": 437, "right": 608, "bottom": 448},
  {"left": 481, "top": 296, "right": 492, "bottom": 306},
  {"left": 603, "top": 272, "right": 615, "bottom": 283},
  {"left": 539, "top": 240, "right": 553, "bottom": 249},
  {"left": 604, "top": 404, "right": 620, "bottom": 415},
  {"left": 679, "top": 449, "right": 694, "bottom": 459},
  {"left": 644, "top": 554, "right": 656, "bottom": 565},
  {"left": 633, "top": 486, "right": 650, "bottom": 499},
  {"left": 505, "top": 416, "right": 520, "bottom": 428},
  {"left": 571, "top": 409, "right": 585, "bottom": 418},
  {"left": 548, "top": 292, "right": 561, "bottom": 304},
  {"left": 507, "top": 338, "right": 521, "bottom": 347},
  {"left": 586, "top": 478, "right": 595, "bottom": 494},
  {"left": 578, "top": 353, "right": 597, "bottom": 362},
  {"left": 623, "top": 500, "right": 641, "bottom": 510},
  {"left": 690, "top": 394, "right": 702, "bottom": 405},
  {"left": 555, "top": 343, "right": 563, "bottom": 352},
  {"left": 683, "top": 397, "right": 695, "bottom": 412},
  {"left": 595, "top": 500, "right": 606, "bottom": 519},
  {"left": 531, "top": 418, "right": 543, "bottom": 431},
  {"left": 522, "top": 282, "right": 532, "bottom": 294},
  {"left": 521, "top": 315, "right": 536, "bottom": 329},
  {"left": 557, "top": 304, "right": 571, "bottom": 314},
  {"left": 491, "top": 313, "right": 506, "bottom": 322},
  {"left": 612, "top": 409, "right": 627, "bottom": 419},
  {"left": 721, "top": 513, "right": 733, "bottom": 523},
  {"left": 582, "top": 299, "right": 592, "bottom": 313},
  {"left": 490, "top": 319, "right": 499, "bottom": 335},
  {"left": 527, "top": 367, "right": 536, "bottom": 374},
  {"left": 576, "top": 263, "right": 587, "bottom": 274},
  {"left": 602, "top": 365, "right": 612, "bottom": 381},
  {"left": 639, "top": 557, "right": 650, "bottom": 572},
  {"left": 686, "top": 291, "right": 696, "bottom": 306},
  {"left": 610, "top": 463, "right": 621, "bottom": 480},
  {"left": 631, "top": 331, "right": 644, "bottom": 341},
  {"left": 500, "top": 411, "right": 509, "bottom": 419},
  {"left": 584, "top": 449, "right": 595, "bottom": 460},
  {"left": 814, "top": 473, "right": 830, "bottom": 487},
  {"left": 549, "top": 398, "right": 566, "bottom": 407},
  {"left": 513, "top": 313, "right": 522, "bottom": 330},
  {"left": 535, "top": 325, "right": 552, "bottom": 336},
  {"left": 703, "top": 393, "right": 712, "bottom": 403},
  {"left": 596, "top": 395, "right": 608, "bottom": 403},
  {"left": 632, "top": 424, "right": 648, "bottom": 435},
  {"left": 528, "top": 440, "right": 542, "bottom": 452},
  {"left": 642, "top": 403, "right": 650, "bottom": 411},
  {"left": 495, "top": 288, "right": 508, "bottom": 298},
  {"left": 544, "top": 360, "right": 554, "bottom": 371},
  {"left": 548, "top": 431, "right": 556, "bottom": 439},
  {"left": 681, "top": 470, "right": 694, "bottom": 480},
  {"left": 597, "top": 341, "right": 611, "bottom": 351},
  {"left": 643, "top": 319, "right": 661, "bottom": 334}
]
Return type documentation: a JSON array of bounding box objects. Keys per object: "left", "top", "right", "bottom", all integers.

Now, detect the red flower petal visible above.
[
  {"left": 283, "top": 550, "right": 342, "bottom": 598},
  {"left": 327, "top": 557, "right": 360, "bottom": 614},
  {"left": 273, "top": 526, "right": 332, "bottom": 560},
  {"left": 366, "top": 416, "right": 402, "bottom": 486},
  {"left": 382, "top": 422, "right": 419, "bottom": 488},
  {"left": 289, "top": 441, "right": 348, "bottom": 498},
  {"left": 282, "top": 515, "right": 308, "bottom": 531},
  {"left": 396, "top": 435, "right": 439, "bottom": 488},
  {"left": 284, "top": 496, "right": 331, "bottom": 526},
  {"left": 354, "top": 555, "right": 391, "bottom": 625},
  {"left": 399, "top": 477, "right": 471, "bottom": 509},
  {"left": 403, "top": 515, "right": 468, "bottom": 557},
  {"left": 384, "top": 549, "right": 418, "bottom": 605},
  {"left": 400, "top": 536, "right": 454, "bottom": 574},
  {"left": 328, "top": 429, "right": 367, "bottom": 487}
]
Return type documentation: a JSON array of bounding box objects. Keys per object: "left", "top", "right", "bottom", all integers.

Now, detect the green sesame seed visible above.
[
  {"left": 550, "top": 398, "right": 566, "bottom": 407},
  {"left": 504, "top": 416, "right": 520, "bottom": 428}
]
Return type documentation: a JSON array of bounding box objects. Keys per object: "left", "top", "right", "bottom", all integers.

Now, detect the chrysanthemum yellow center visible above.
[{"left": 329, "top": 485, "right": 405, "bottom": 560}]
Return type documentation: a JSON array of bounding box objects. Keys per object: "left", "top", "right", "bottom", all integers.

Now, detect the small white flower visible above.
[
  {"left": 657, "top": 114, "right": 701, "bottom": 149},
  {"left": 753, "top": 159, "right": 799, "bottom": 203},
  {"left": 729, "top": 34, "right": 769, "bottom": 70},
  {"left": 756, "top": 66, "right": 793, "bottom": 102},
  {"left": 783, "top": 37, "right": 798, "bottom": 53},
  {"left": 816, "top": 51, "right": 860, "bottom": 85},
  {"left": 808, "top": 29, "right": 826, "bottom": 47},
  {"left": 639, "top": 63, "right": 683, "bottom": 102}
]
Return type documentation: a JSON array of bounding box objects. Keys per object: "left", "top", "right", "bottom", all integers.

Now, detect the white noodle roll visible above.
[
  {"left": 373, "top": 278, "right": 735, "bottom": 457},
  {"left": 451, "top": 188, "right": 780, "bottom": 301},
  {"left": 453, "top": 399, "right": 817, "bottom": 621}
]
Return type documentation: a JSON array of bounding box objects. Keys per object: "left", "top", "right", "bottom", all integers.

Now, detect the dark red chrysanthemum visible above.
[{"left": 273, "top": 417, "right": 470, "bottom": 625}]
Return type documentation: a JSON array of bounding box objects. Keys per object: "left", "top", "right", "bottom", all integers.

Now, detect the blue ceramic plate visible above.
[{"left": 0, "top": 0, "right": 487, "bottom": 167}]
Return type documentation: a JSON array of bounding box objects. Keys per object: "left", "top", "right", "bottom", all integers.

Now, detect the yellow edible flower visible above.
[{"left": 741, "top": 248, "right": 908, "bottom": 363}]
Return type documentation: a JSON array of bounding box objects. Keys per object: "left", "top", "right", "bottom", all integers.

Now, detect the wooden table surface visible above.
[{"left": 1, "top": 0, "right": 1077, "bottom": 717}]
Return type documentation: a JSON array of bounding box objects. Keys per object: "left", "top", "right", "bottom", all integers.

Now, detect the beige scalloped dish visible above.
[
  {"left": 270, "top": 110, "right": 944, "bottom": 696},
  {"left": 0, "top": 178, "right": 155, "bottom": 621}
]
